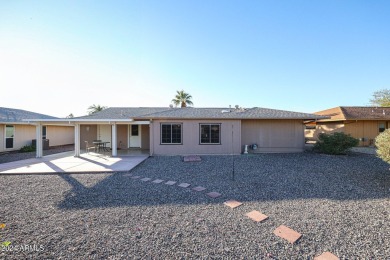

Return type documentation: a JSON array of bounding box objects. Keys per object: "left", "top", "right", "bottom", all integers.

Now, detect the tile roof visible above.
[
  {"left": 0, "top": 107, "right": 57, "bottom": 123},
  {"left": 315, "top": 106, "right": 390, "bottom": 120},
  {"left": 78, "top": 107, "right": 326, "bottom": 120}
]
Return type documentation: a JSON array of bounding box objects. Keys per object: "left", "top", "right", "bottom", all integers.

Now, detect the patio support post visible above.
[
  {"left": 112, "top": 123, "right": 117, "bottom": 157},
  {"left": 35, "top": 123, "right": 43, "bottom": 158},
  {"left": 74, "top": 124, "right": 80, "bottom": 157}
]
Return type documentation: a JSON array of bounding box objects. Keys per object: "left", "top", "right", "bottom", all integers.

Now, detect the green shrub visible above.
[
  {"left": 375, "top": 129, "right": 390, "bottom": 164},
  {"left": 19, "top": 145, "right": 36, "bottom": 153},
  {"left": 314, "top": 132, "right": 359, "bottom": 155}
]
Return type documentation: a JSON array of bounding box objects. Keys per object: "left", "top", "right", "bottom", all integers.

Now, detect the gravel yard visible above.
[{"left": 0, "top": 152, "right": 389, "bottom": 259}]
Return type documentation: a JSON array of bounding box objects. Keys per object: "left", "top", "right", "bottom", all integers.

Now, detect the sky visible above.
[{"left": 1, "top": 1, "right": 389, "bottom": 117}]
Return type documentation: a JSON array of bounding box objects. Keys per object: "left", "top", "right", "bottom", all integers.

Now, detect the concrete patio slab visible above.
[
  {"left": 273, "top": 225, "right": 302, "bottom": 244},
  {"left": 0, "top": 152, "right": 149, "bottom": 174},
  {"left": 246, "top": 210, "right": 268, "bottom": 222},
  {"left": 224, "top": 200, "right": 243, "bottom": 209},
  {"left": 314, "top": 252, "right": 339, "bottom": 260}
]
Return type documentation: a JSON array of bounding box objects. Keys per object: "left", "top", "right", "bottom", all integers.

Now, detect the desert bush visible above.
[
  {"left": 19, "top": 145, "right": 36, "bottom": 153},
  {"left": 314, "top": 132, "right": 359, "bottom": 155},
  {"left": 375, "top": 129, "right": 390, "bottom": 164}
]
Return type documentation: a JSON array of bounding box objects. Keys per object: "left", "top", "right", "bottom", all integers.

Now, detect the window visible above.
[
  {"left": 42, "top": 126, "right": 47, "bottom": 139},
  {"left": 131, "top": 125, "right": 139, "bottom": 136},
  {"left": 5, "top": 125, "right": 14, "bottom": 149},
  {"left": 379, "top": 122, "right": 386, "bottom": 133},
  {"left": 161, "top": 123, "right": 182, "bottom": 144},
  {"left": 200, "top": 124, "right": 221, "bottom": 144}
]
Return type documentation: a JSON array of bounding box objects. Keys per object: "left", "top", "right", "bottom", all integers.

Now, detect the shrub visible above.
[
  {"left": 314, "top": 132, "right": 359, "bottom": 155},
  {"left": 375, "top": 129, "right": 390, "bottom": 164},
  {"left": 19, "top": 145, "right": 36, "bottom": 153}
]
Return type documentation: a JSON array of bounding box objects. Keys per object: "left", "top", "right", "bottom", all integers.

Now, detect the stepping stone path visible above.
[
  {"left": 224, "top": 200, "right": 243, "bottom": 209},
  {"left": 314, "top": 252, "right": 339, "bottom": 260},
  {"left": 183, "top": 155, "right": 202, "bottom": 162},
  {"left": 165, "top": 181, "right": 176, "bottom": 186},
  {"left": 206, "top": 191, "right": 221, "bottom": 198},
  {"left": 273, "top": 225, "right": 302, "bottom": 244},
  {"left": 246, "top": 210, "right": 269, "bottom": 222},
  {"left": 126, "top": 173, "right": 337, "bottom": 259},
  {"left": 192, "top": 186, "right": 206, "bottom": 192}
]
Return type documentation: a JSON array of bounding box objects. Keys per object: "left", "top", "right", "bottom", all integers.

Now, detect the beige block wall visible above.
[
  {"left": 151, "top": 120, "right": 241, "bottom": 155},
  {"left": 46, "top": 125, "right": 74, "bottom": 146},
  {"left": 0, "top": 124, "right": 36, "bottom": 152},
  {"left": 305, "top": 122, "right": 345, "bottom": 141},
  {"left": 241, "top": 120, "right": 305, "bottom": 153}
]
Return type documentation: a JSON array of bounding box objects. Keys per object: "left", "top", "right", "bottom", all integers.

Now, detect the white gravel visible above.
[{"left": 0, "top": 152, "right": 389, "bottom": 259}]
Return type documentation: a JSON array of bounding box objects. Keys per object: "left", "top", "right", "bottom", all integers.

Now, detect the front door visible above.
[{"left": 129, "top": 125, "right": 141, "bottom": 148}]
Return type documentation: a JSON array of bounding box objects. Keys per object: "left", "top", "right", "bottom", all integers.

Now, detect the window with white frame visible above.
[
  {"left": 161, "top": 123, "right": 182, "bottom": 144},
  {"left": 42, "top": 126, "right": 47, "bottom": 139},
  {"left": 200, "top": 124, "right": 221, "bottom": 144}
]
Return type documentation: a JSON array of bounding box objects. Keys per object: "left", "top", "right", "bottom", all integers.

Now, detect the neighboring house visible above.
[
  {"left": 27, "top": 106, "right": 326, "bottom": 157},
  {"left": 305, "top": 106, "right": 390, "bottom": 146},
  {"left": 0, "top": 107, "right": 74, "bottom": 153}
]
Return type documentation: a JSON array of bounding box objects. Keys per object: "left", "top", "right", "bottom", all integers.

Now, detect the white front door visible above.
[
  {"left": 129, "top": 124, "right": 141, "bottom": 148},
  {"left": 98, "top": 125, "right": 112, "bottom": 148}
]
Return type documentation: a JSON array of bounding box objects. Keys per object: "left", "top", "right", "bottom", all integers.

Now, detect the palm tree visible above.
[
  {"left": 171, "top": 90, "right": 194, "bottom": 108},
  {"left": 88, "top": 104, "right": 107, "bottom": 115}
]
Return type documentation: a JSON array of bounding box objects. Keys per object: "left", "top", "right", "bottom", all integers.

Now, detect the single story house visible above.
[
  {"left": 26, "top": 106, "right": 326, "bottom": 157},
  {"left": 305, "top": 106, "right": 390, "bottom": 146},
  {"left": 0, "top": 107, "right": 74, "bottom": 153}
]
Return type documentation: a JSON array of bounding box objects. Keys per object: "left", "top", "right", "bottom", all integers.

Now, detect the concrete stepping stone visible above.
[
  {"left": 273, "top": 225, "right": 302, "bottom": 244},
  {"left": 224, "top": 200, "right": 243, "bottom": 209},
  {"left": 131, "top": 176, "right": 141, "bottom": 179},
  {"left": 123, "top": 173, "right": 132, "bottom": 177},
  {"left": 165, "top": 181, "right": 176, "bottom": 185},
  {"left": 314, "top": 252, "right": 339, "bottom": 260},
  {"left": 178, "top": 183, "right": 191, "bottom": 188},
  {"left": 206, "top": 191, "right": 221, "bottom": 198},
  {"left": 246, "top": 210, "right": 268, "bottom": 222},
  {"left": 141, "top": 177, "right": 152, "bottom": 182},
  {"left": 192, "top": 186, "right": 206, "bottom": 192},
  {"left": 152, "top": 179, "right": 164, "bottom": 184}
]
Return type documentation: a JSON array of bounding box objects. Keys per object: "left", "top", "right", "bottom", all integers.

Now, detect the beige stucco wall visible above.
[
  {"left": 241, "top": 120, "right": 305, "bottom": 153},
  {"left": 80, "top": 125, "right": 98, "bottom": 149},
  {"left": 46, "top": 125, "right": 74, "bottom": 147},
  {"left": 117, "top": 125, "right": 128, "bottom": 149},
  {"left": 151, "top": 120, "right": 241, "bottom": 155},
  {"left": 344, "top": 120, "right": 386, "bottom": 146},
  {"left": 141, "top": 125, "right": 150, "bottom": 149}
]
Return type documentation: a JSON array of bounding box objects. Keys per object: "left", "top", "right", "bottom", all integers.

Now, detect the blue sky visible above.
[{"left": 1, "top": 1, "right": 389, "bottom": 117}]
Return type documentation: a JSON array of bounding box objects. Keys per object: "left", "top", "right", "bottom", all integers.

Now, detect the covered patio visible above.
[{"left": 24, "top": 118, "right": 151, "bottom": 158}]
